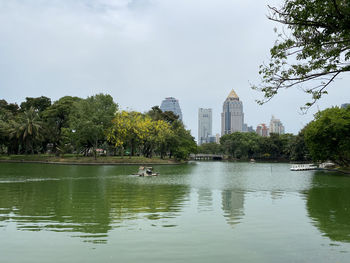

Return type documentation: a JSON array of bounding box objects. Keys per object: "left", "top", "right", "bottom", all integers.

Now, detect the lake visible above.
[{"left": 0, "top": 162, "right": 350, "bottom": 263}]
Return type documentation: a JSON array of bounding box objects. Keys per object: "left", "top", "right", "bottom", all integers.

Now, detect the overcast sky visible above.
[{"left": 1, "top": 0, "right": 349, "bottom": 140}]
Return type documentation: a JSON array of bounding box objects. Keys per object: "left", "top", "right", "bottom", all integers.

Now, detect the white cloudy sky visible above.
[{"left": 1, "top": 0, "right": 349, "bottom": 140}]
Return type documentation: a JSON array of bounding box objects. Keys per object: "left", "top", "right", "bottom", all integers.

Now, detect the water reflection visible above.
[
  {"left": 306, "top": 172, "right": 350, "bottom": 243},
  {"left": 197, "top": 188, "right": 213, "bottom": 212},
  {"left": 0, "top": 164, "right": 192, "bottom": 243},
  {"left": 221, "top": 190, "right": 245, "bottom": 227}
]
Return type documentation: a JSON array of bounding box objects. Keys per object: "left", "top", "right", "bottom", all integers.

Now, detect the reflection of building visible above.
[
  {"left": 160, "top": 97, "right": 183, "bottom": 121},
  {"left": 256, "top": 123, "right": 269, "bottom": 137},
  {"left": 221, "top": 89, "right": 244, "bottom": 135},
  {"left": 198, "top": 108, "right": 212, "bottom": 145},
  {"left": 197, "top": 188, "right": 213, "bottom": 212},
  {"left": 221, "top": 190, "right": 245, "bottom": 227},
  {"left": 270, "top": 115, "right": 285, "bottom": 134}
]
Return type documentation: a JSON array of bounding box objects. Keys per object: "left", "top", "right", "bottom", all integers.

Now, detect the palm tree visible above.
[{"left": 10, "top": 107, "right": 43, "bottom": 154}]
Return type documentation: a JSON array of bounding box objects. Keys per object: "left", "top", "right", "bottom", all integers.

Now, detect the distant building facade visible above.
[
  {"left": 243, "top": 123, "right": 254, "bottom": 133},
  {"left": 221, "top": 89, "right": 244, "bottom": 135},
  {"left": 269, "top": 115, "right": 285, "bottom": 134},
  {"left": 198, "top": 108, "right": 213, "bottom": 145},
  {"left": 160, "top": 97, "right": 183, "bottom": 121},
  {"left": 256, "top": 123, "right": 269, "bottom": 137}
]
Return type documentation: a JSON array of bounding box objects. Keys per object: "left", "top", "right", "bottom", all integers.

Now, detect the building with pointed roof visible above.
[{"left": 221, "top": 89, "right": 244, "bottom": 135}]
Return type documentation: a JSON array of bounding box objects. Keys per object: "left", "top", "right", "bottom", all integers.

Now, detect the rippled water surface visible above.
[{"left": 1, "top": 162, "right": 350, "bottom": 262}]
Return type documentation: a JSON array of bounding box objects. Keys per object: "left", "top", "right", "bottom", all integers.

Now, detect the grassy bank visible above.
[{"left": 0, "top": 154, "right": 183, "bottom": 165}]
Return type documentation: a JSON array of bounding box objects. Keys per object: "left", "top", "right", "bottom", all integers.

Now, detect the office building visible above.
[
  {"left": 256, "top": 123, "right": 269, "bottom": 137},
  {"left": 221, "top": 89, "right": 244, "bottom": 135},
  {"left": 198, "top": 108, "right": 212, "bottom": 145},
  {"left": 270, "top": 115, "right": 285, "bottom": 134},
  {"left": 160, "top": 97, "right": 183, "bottom": 121}
]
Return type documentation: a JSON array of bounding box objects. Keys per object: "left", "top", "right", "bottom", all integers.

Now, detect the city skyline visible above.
[{"left": 1, "top": 0, "right": 349, "bottom": 142}]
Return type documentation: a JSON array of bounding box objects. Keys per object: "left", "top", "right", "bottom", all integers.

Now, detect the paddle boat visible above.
[{"left": 136, "top": 166, "right": 159, "bottom": 177}]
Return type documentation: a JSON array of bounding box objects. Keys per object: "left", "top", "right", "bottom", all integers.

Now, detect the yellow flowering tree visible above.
[{"left": 107, "top": 111, "right": 150, "bottom": 156}]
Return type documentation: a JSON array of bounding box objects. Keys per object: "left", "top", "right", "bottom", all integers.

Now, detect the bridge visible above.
[{"left": 190, "top": 154, "right": 224, "bottom": 161}]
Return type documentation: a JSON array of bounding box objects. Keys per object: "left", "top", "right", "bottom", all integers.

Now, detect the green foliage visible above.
[
  {"left": 10, "top": 107, "right": 43, "bottom": 154},
  {"left": 255, "top": 0, "right": 350, "bottom": 108},
  {"left": 289, "top": 130, "right": 310, "bottom": 161},
  {"left": 197, "top": 143, "right": 223, "bottom": 155},
  {"left": 69, "top": 94, "right": 118, "bottom": 158},
  {"left": 42, "top": 96, "right": 81, "bottom": 154},
  {"left": 220, "top": 132, "right": 261, "bottom": 159},
  {"left": 169, "top": 121, "right": 197, "bottom": 160},
  {"left": 20, "top": 96, "right": 51, "bottom": 112},
  {"left": 0, "top": 97, "right": 196, "bottom": 161},
  {"left": 304, "top": 107, "right": 350, "bottom": 166},
  {"left": 202, "top": 132, "right": 308, "bottom": 161}
]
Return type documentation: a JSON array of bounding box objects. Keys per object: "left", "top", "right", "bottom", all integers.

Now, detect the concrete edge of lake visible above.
[{"left": 0, "top": 159, "right": 184, "bottom": 166}]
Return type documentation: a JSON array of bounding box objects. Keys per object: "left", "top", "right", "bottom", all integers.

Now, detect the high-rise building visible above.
[
  {"left": 160, "top": 97, "right": 183, "bottom": 121},
  {"left": 221, "top": 89, "right": 244, "bottom": 135},
  {"left": 256, "top": 123, "right": 269, "bottom": 137},
  {"left": 198, "top": 108, "right": 212, "bottom": 145},
  {"left": 269, "top": 115, "right": 285, "bottom": 134}
]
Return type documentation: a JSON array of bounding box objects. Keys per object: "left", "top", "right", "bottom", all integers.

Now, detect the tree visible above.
[
  {"left": 20, "top": 96, "right": 51, "bottom": 112},
  {"left": 220, "top": 132, "right": 261, "bottom": 159},
  {"left": 147, "top": 106, "right": 179, "bottom": 124},
  {"left": 107, "top": 111, "right": 149, "bottom": 157},
  {"left": 169, "top": 121, "right": 197, "bottom": 160},
  {"left": 42, "top": 96, "right": 81, "bottom": 154},
  {"left": 69, "top": 94, "right": 118, "bottom": 159},
  {"left": 255, "top": 1, "right": 350, "bottom": 109},
  {"left": 289, "top": 129, "right": 311, "bottom": 161},
  {"left": 10, "top": 107, "right": 43, "bottom": 154},
  {"left": 304, "top": 106, "right": 350, "bottom": 166},
  {"left": 197, "top": 142, "right": 223, "bottom": 155},
  {"left": 142, "top": 119, "right": 172, "bottom": 158}
]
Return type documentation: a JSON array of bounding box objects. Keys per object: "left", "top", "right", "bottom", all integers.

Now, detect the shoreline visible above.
[
  {"left": 0, "top": 160, "right": 183, "bottom": 166},
  {"left": 0, "top": 156, "right": 184, "bottom": 166}
]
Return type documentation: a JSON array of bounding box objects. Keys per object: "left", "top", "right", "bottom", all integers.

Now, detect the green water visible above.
[{"left": 0, "top": 162, "right": 350, "bottom": 262}]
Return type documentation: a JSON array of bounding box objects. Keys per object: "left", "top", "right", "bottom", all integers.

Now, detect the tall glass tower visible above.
[
  {"left": 221, "top": 89, "right": 244, "bottom": 135},
  {"left": 198, "top": 108, "right": 212, "bottom": 145},
  {"left": 160, "top": 97, "right": 183, "bottom": 121}
]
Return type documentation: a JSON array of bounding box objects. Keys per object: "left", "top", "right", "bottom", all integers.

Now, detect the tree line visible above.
[
  {"left": 198, "top": 132, "right": 309, "bottom": 162},
  {"left": 0, "top": 94, "right": 196, "bottom": 160},
  {"left": 198, "top": 106, "right": 350, "bottom": 167}
]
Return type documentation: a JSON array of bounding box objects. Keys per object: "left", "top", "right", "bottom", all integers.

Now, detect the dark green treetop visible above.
[{"left": 304, "top": 106, "right": 350, "bottom": 166}]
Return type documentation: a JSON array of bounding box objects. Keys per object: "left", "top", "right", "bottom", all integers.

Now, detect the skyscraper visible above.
[
  {"left": 221, "top": 89, "right": 244, "bottom": 135},
  {"left": 198, "top": 108, "right": 212, "bottom": 145},
  {"left": 269, "top": 115, "right": 285, "bottom": 134},
  {"left": 160, "top": 97, "right": 183, "bottom": 121},
  {"left": 256, "top": 123, "right": 269, "bottom": 137}
]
